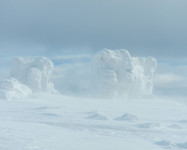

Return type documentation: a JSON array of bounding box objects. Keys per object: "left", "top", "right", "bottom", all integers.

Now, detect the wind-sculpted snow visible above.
[
  {"left": 0, "top": 78, "right": 32, "bottom": 100},
  {"left": 0, "top": 57, "right": 56, "bottom": 100},
  {"left": 92, "top": 49, "right": 157, "bottom": 98}
]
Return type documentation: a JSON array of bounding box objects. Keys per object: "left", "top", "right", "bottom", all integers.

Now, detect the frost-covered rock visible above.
[
  {"left": 0, "top": 78, "right": 32, "bottom": 100},
  {"left": 92, "top": 49, "right": 157, "bottom": 98},
  {"left": 0, "top": 57, "right": 57, "bottom": 100},
  {"left": 10, "top": 57, "right": 56, "bottom": 93}
]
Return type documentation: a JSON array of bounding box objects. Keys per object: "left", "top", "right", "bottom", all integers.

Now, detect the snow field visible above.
[{"left": 0, "top": 94, "right": 187, "bottom": 150}]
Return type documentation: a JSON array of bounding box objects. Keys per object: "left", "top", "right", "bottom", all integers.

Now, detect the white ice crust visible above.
[
  {"left": 0, "top": 57, "right": 56, "bottom": 100},
  {"left": 92, "top": 49, "right": 157, "bottom": 98}
]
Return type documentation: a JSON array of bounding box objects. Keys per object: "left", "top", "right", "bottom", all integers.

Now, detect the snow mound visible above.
[
  {"left": 86, "top": 113, "right": 108, "bottom": 120},
  {"left": 0, "top": 78, "right": 32, "bottom": 100},
  {"left": 92, "top": 49, "right": 157, "bottom": 98},
  {"left": 155, "top": 140, "right": 174, "bottom": 148},
  {"left": 114, "top": 113, "right": 138, "bottom": 121},
  {"left": 176, "top": 142, "right": 187, "bottom": 149},
  {"left": 10, "top": 57, "right": 56, "bottom": 93},
  {"left": 168, "top": 124, "right": 182, "bottom": 129}
]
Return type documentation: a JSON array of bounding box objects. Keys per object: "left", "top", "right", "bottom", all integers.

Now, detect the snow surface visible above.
[
  {"left": 92, "top": 49, "right": 157, "bottom": 98},
  {"left": 0, "top": 94, "right": 187, "bottom": 150}
]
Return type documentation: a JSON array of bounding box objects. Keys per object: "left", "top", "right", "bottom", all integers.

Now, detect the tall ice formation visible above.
[
  {"left": 0, "top": 57, "right": 56, "bottom": 100},
  {"left": 10, "top": 57, "right": 55, "bottom": 92},
  {"left": 0, "top": 49, "right": 157, "bottom": 100},
  {"left": 92, "top": 49, "right": 157, "bottom": 98}
]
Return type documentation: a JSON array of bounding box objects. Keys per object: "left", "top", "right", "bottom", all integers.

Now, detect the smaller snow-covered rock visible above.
[
  {"left": 0, "top": 78, "right": 32, "bottom": 100},
  {"left": 114, "top": 113, "right": 138, "bottom": 121},
  {"left": 86, "top": 113, "right": 108, "bottom": 120},
  {"left": 155, "top": 140, "right": 174, "bottom": 148},
  {"left": 168, "top": 124, "right": 182, "bottom": 129},
  {"left": 176, "top": 142, "right": 187, "bottom": 149}
]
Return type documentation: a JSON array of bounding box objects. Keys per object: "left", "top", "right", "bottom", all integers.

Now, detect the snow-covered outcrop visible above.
[
  {"left": 0, "top": 78, "right": 32, "bottom": 100},
  {"left": 0, "top": 57, "right": 57, "bottom": 100},
  {"left": 92, "top": 49, "right": 157, "bottom": 98},
  {"left": 10, "top": 57, "right": 56, "bottom": 93}
]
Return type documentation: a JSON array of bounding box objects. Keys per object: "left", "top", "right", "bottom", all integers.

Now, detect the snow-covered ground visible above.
[{"left": 0, "top": 94, "right": 187, "bottom": 150}]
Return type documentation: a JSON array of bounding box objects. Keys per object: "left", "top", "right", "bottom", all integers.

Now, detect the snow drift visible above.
[
  {"left": 92, "top": 49, "right": 157, "bottom": 98},
  {"left": 0, "top": 57, "right": 56, "bottom": 100}
]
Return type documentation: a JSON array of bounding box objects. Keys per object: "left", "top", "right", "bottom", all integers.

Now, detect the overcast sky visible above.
[{"left": 0, "top": 0, "right": 187, "bottom": 58}]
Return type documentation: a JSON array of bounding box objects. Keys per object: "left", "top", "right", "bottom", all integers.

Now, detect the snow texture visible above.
[
  {"left": 0, "top": 57, "right": 56, "bottom": 100},
  {"left": 92, "top": 49, "right": 157, "bottom": 98},
  {"left": 0, "top": 94, "right": 187, "bottom": 150}
]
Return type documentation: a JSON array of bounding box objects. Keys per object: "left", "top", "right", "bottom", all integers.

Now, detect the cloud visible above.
[
  {"left": 154, "top": 61, "right": 187, "bottom": 97},
  {"left": 154, "top": 74, "right": 184, "bottom": 87},
  {"left": 0, "top": 0, "right": 187, "bottom": 58},
  {"left": 51, "top": 54, "right": 92, "bottom": 65}
]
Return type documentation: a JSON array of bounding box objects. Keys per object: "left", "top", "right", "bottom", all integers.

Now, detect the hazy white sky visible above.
[{"left": 0, "top": 0, "right": 187, "bottom": 58}]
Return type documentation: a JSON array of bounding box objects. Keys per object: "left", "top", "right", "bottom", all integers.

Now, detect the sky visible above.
[
  {"left": 0, "top": 0, "right": 187, "bottom": 97},
  {"left": 0, "top": 0, "right": 187, "bottom": 58}
]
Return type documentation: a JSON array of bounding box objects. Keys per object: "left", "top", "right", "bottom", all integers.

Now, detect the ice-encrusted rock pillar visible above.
[
  {"left": 0, "top": 57, "right": 57, "bottom": 100},
  {"left": 10, "top": 57, "right": 56, "bottom": 93},
  {"left": 92, "top": 49, "right": 157, "bottom": 98}
]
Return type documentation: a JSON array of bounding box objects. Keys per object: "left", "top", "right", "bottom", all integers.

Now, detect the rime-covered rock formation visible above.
[
  {"left": 10, "top": 57, "right": 56, "bottom": 93},
  {"left": 0, "top": 57, "right": 56, "bottom": 100},
  {"left": 92, "top": 49, "right": 157, "bottom": 98},
  {"left": 0, "top": 78, "right": 32, "bottom": 100}
]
